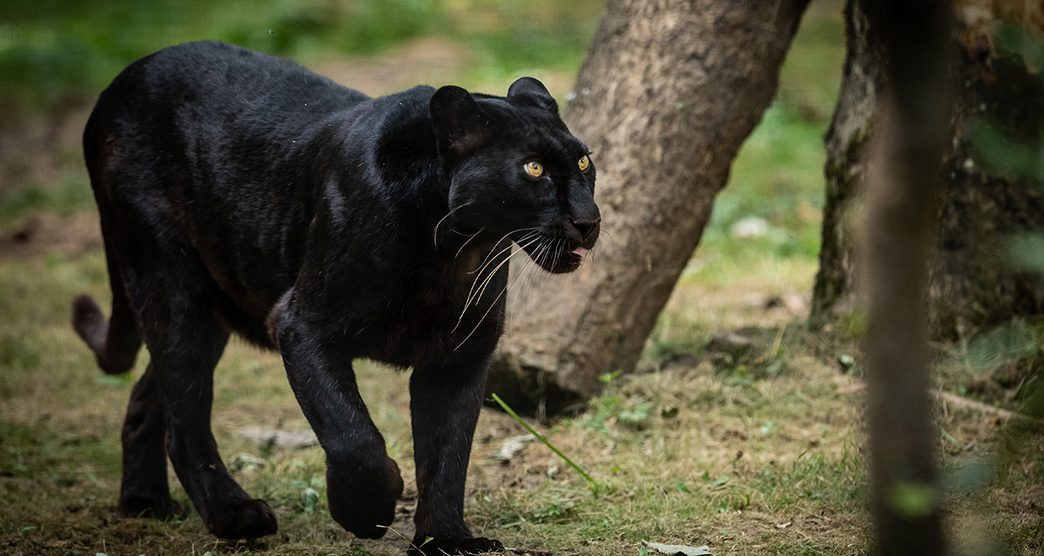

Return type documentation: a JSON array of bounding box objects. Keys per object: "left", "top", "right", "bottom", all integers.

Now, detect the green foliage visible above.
[
  {"left": 524, "top": 493, "right": 577, "bottom": 523},
  {"left": 616, "top": 401, "right": 654, "bottom": 429},
  {"left": 581, "top": 394, "right": 666, "bottom": 433}
]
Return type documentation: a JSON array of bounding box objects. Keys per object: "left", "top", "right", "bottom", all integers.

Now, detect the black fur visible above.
[{"left": 72, "top": 41, "right": 599, "bottom": 553}]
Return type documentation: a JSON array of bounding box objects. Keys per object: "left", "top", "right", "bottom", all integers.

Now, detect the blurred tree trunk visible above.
[
  {"left": 860, "top": 0, "right": 950, "bottom": 552},
  {"left": 811, "top": 0, "right": 1044, "bottom": 338},
  {"left": 488, "top": 0, "right": 810, "bottom": 418}
]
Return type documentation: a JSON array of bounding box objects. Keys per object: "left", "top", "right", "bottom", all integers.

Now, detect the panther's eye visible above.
[
  {"left": 578, "top": 154, "right": 591, "bottom": 172},
  {"left": 523, "top": 161, "right": 544, "bottom": 178}
]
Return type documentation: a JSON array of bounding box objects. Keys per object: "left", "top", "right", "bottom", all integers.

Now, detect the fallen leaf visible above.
[
  {"left": 641, "top": 540, "right": 712, "bottom": 556},
  {"left": 492, "top": 434, "right": 534, "bottom": 464}
]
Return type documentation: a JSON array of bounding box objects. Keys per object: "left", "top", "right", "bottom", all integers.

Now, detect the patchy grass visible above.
[
  {"left": 1, "top": 2, "right": 1041, "bottom": 555},
  {"left": 2, "top": 248, "right": 1039, "bottom": 555}
]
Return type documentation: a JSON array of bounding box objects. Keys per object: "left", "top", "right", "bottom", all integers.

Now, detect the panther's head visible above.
[{"left": 430, "top": 77, "right": 600, "bottom": 274}]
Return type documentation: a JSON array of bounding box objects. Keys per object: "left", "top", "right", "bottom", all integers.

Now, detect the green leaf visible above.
[
  {"left": 837, "top": 354, "right": 855, "bottom": 372},
  {"left": 886, "top": 481, "right": 938, "bottom": 519},
  {"left": 301, "top": 487, "right": 320, "bottom": 513},
  {"left": 618, "top": 401, "right": 654, "bottom": 427}
]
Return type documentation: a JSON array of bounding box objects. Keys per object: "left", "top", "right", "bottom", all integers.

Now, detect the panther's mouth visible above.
[{"left": 513, "top": 233, "right": 589, "bottom": 274}]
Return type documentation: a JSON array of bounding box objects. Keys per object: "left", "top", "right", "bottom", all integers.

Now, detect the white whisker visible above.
[
  {"left": 467, "top": 227, "right": 538, "bottom": 275},
  {"left": 462, "top": 231, "right": 536, "bottom": 310},
  {"left": 453, "top": 233, "right": 539, "bottom": 334},
  {"left": 507, "top": 242, "right": 544, "bottom": 318},
  {"left": 471, "top": 235, "right": 540, "bottom": 310},
  {"left": 454, "top": 239, "right": 547, "bottom": 352},
  {"left": 550, "top": 237, "right": 564, "bottom": 272},
  {"left": 453, "top": 227, "right": 484, "bottom": 260},
  {"left": 433, "top": 201, "right": 473, "bottom": 250}
]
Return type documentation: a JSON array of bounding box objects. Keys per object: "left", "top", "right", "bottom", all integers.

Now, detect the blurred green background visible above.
[{"left": 0, "top": 0, "right": 601, "bottom": 111}]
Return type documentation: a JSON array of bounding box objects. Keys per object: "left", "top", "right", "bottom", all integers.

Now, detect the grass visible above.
[{"left": 1, "top": 1, "right": 1042, "bottom": 555}]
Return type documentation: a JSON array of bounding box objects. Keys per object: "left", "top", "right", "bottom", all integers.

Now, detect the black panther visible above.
[{"left": 71, "top": 41, "right": 599, "bottom": 554}]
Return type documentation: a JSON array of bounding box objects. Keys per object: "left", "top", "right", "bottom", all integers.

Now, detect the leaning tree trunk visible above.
[
  {"left": 811, "top": 0, "right": 1044, "bottom": 338},
  {"left": 488, "top": 0, "right": 810, "bottom": 418}
]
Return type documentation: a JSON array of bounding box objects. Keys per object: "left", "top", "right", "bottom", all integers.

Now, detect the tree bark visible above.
[
  {"left": 488, "top": 0, "right": 810, "bottom": 418},
  {"left": 811, "top": 0, "right": 1044, "bottom": 338}
]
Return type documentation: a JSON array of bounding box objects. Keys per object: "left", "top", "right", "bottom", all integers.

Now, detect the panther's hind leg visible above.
[
  {"left": 111, "top": 229, "right": 277, "bottom": 539},
  {"left": 117, "top": 363, "right": 184, "bottom": 519},
  {"left": 136, "top": 286, "right": 278, "bottom": 540}
]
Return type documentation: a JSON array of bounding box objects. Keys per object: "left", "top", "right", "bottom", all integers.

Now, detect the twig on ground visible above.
[
  {"left": 934, "top": 391, "right": 1043, "bottom": 426},
  {"left": 837, "top": 382, "right": 1043, "bottom": 425}
]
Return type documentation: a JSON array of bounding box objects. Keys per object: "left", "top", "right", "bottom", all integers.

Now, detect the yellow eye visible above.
[
  {"left": 578, "top": 154, "right": 591, "bottom": 172},
  {"left": 524, "top": 161, "right": 544, "bottom": 178}
]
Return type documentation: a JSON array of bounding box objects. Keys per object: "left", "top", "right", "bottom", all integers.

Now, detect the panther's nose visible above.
[{"left": 570, "top": 217, "right": 600, "bottom": 244}]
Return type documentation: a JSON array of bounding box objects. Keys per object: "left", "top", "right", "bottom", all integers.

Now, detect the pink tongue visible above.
[{"left": 572, "top": 246, "right": 588, "bottom": 256}]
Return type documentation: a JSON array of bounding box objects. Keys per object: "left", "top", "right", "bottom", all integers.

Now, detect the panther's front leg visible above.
[
  {"left": 275, "top": 307, "right": 404, "bottom": 539},
  {"left": 408, "top": 331, "right": 505, "bottom": 555}
]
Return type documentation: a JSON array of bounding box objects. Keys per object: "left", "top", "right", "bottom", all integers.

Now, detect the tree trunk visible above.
[
  {"left": 488, "top": 0, "right": 810, "bottom": 418},
  {"left": 860, "top": 0, "right": 951, "bottom": 552},
  {"left": 811, "top": 0, "right": 1044, "bottom": 338}
]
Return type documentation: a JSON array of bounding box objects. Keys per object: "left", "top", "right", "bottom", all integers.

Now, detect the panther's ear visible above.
[
  {"left": 507, "top": 76, "right": 558, "bottom": 114},
  {"left": 430, "top": 85, "right": 488, "bottom": 158}
]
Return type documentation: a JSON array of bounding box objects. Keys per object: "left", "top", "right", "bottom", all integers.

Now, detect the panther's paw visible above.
[
  {"left": 328, "top": 455, "right": 404, "bottom": 539},
  {"left": 205, "top": 497, "right": 278, "bottom": 540}
]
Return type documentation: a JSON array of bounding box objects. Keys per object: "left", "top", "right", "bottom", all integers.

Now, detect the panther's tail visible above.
[{"left": 72, "top": 236, "right": 142, "bottom": 375}]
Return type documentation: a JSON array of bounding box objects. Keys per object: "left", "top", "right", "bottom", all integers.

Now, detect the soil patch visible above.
[{"left": 0, "top": 212, "right": 101, "bottom": 259}]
